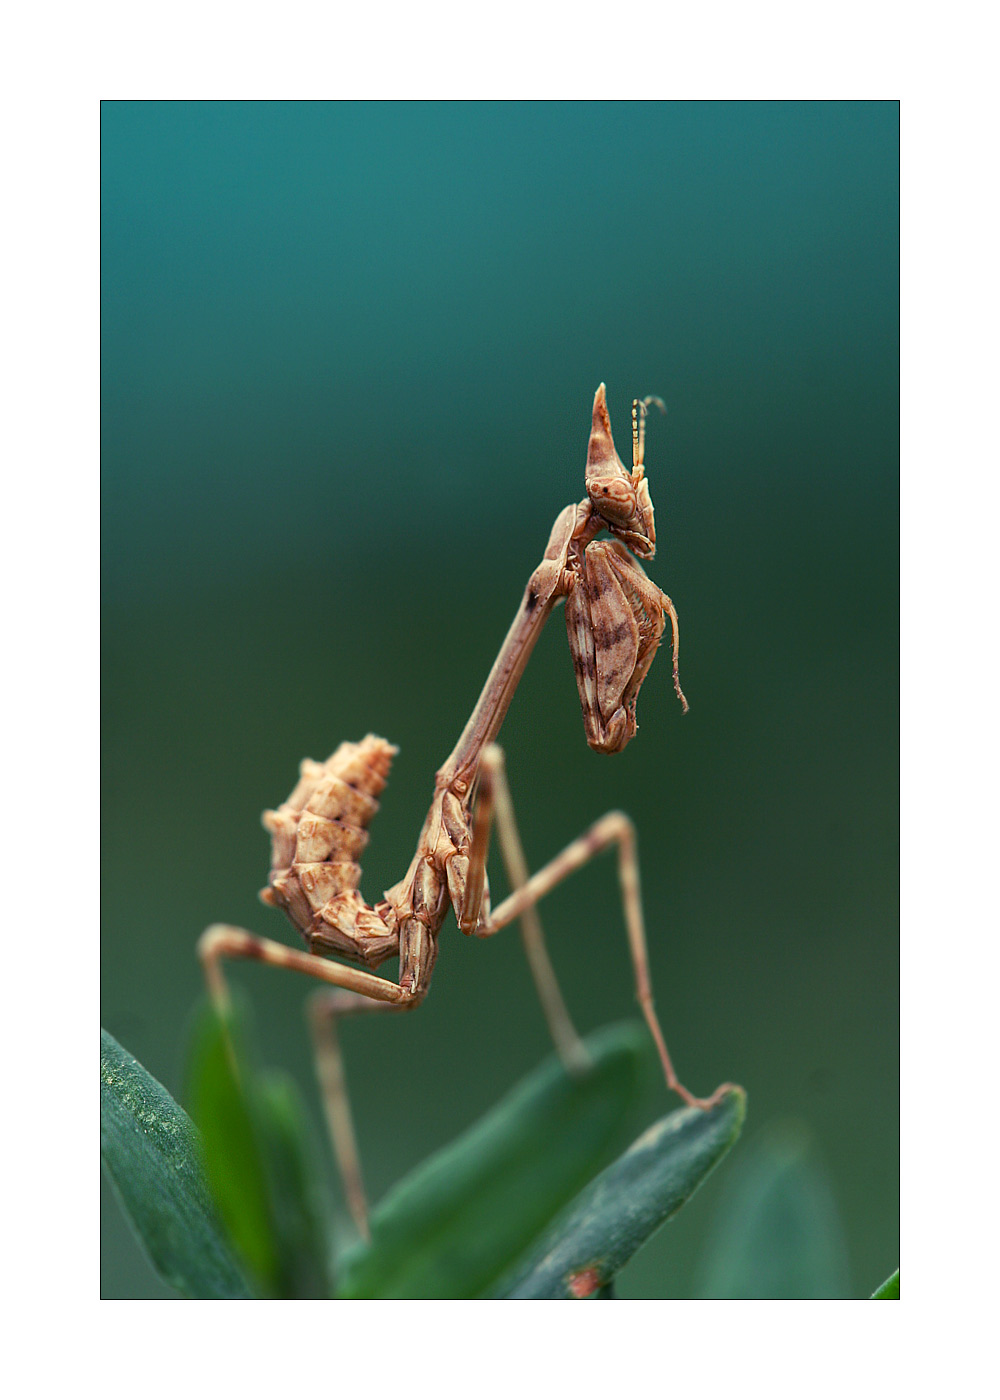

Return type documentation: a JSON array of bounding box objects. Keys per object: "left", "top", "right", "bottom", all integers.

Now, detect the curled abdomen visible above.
[{"left": 260, "top": 734, "right": 397, "bottom": 940}]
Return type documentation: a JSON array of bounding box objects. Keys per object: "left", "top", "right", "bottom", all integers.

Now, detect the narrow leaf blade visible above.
[
  {"left": 185, "top": 1000, "right": 334, "bottom": 1298},
  {"left": 184, "top": 1001, "right": 283, "bottom": 1295},
  {"left": 498, "top": 1086, "right": 747, "bottom": 1299},
  {"left": 256, "top": 1071, "right": 335, "bottom": 1299},
  {"left": 337, "top": 1022, "right": 648, "bottom": 1299},
  {"left": 100, "top": 1028, "right": 253, "bottom": 1299}
]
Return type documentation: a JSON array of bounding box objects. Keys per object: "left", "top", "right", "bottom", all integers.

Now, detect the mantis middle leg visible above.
[{"left": 462, "top": 744, "right": 731, "bottom": 1110}]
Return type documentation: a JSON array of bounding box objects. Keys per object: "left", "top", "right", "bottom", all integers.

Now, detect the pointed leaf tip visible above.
[
  {"left": 497, "top": 1085, "right": 747, "bottom": 1298},
  {"left": 871, "top": 1268, "right": 899, "bottom": 1299}
]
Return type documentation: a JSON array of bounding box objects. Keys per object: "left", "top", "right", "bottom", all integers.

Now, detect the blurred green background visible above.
[{"left": 101, "top": 100, "right": 898, "bottom": 1298}]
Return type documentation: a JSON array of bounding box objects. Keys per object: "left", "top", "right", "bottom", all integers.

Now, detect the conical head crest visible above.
[{"left": 587, "top": 383, "right": 625, "bottom": 476}]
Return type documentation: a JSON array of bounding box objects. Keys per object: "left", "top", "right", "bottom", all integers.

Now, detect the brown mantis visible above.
[{"left": 199, "top": 383, "right": 729, "bottom": 1239}]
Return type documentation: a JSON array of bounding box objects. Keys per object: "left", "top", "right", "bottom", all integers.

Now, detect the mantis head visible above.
[{"left": 585, "top": 383, "right": 657, "bottom": 559}]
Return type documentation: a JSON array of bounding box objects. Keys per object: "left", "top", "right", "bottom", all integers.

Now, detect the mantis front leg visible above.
[{"left": 565, "top": 537, "right": 688, "bottom": 755}]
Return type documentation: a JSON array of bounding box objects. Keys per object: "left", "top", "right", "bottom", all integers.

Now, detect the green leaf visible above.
[
  {"left": 696, "top": 1121, "right": 851, "bottom": 1299},
  {"left": 255, "top": 1071, "right": 334, "bottom": 1299},
  {"left": 871, "top": 1267, "right": 899, "bottom": 1299},
  {"left": 336, "top": 1022, "right": 649, "bottom": 1299},
  {"left": 497, "top": 1086, "right": 746, "bottom": 1298},
  {"left": 184, "top": 1000, "right": 333, "bottom": 1299},
  {"left": 184, "top": 1003, "right": 280, "bottom": 1293},
  {"left": 100, "top": 1027, "right": 253, "bottom": 1299}
]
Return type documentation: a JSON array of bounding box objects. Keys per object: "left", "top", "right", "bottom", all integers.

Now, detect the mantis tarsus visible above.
[{"left": 199, "top": 383, "right": 731, "bottom": 1239}]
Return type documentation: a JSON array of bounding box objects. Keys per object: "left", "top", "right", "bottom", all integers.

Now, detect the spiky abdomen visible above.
[{"left": 260, "top": 734, "right": 397, "bottom": 946}]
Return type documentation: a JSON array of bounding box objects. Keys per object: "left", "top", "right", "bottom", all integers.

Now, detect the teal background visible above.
[{"left": 102, "top": 100, "right": 898, "bottom": 1298}]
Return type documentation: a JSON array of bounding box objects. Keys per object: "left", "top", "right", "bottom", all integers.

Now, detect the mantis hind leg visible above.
[
  {"left": 308, "top": 989, "right": 419, "bottom": 1243},
  {"left": 197, "top": 924, "right": 414, "bottom": 1242}
]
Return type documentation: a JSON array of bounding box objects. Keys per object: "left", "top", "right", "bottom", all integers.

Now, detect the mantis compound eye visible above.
[{"left": 587, "top": 474, "right": 634, "bottom": 523}]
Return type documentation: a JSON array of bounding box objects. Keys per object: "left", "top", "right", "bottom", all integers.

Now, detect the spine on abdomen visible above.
[{"left": 259, "top": 733, "right": 397, "bottom": 937}]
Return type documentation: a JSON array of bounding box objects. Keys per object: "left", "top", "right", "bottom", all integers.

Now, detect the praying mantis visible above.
[{"left": 199, "top": 383, "right": 730, "bottom": 1239}]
